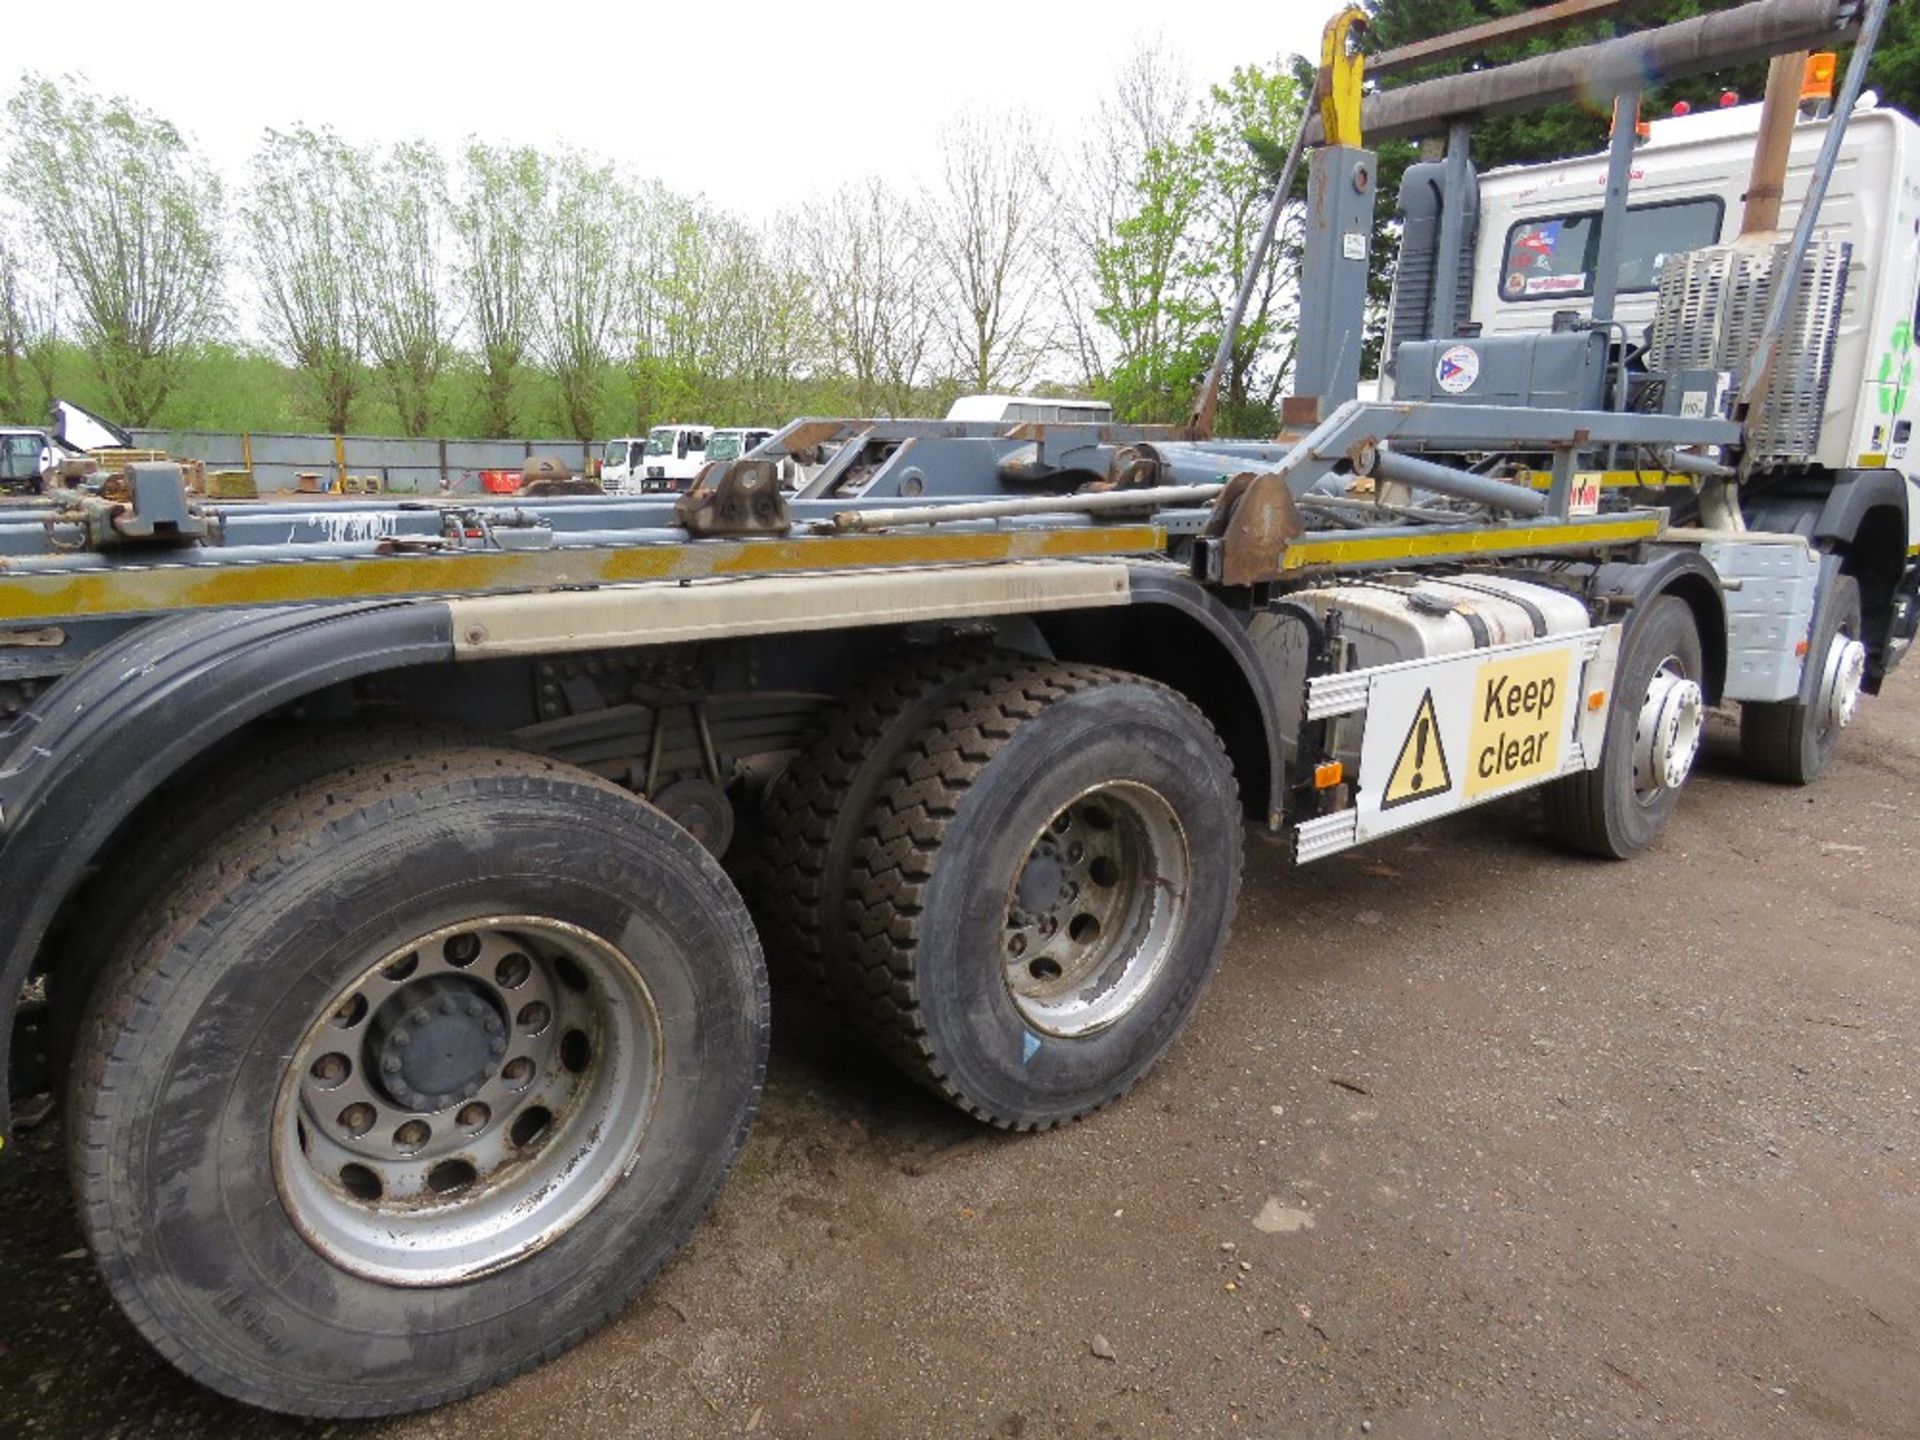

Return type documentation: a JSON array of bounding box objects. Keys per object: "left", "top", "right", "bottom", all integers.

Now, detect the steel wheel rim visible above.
[
  {"left": 1001, "top": 780, "right": 1191, "bottom": 1038},
  {"left": 271, "top": 916, "right": 662, "bottom": 1286},
  {"left": 1632, "top": 655, "right": 1704, "bottom": 804},
  {"left": 1818, "top": 631, "right": 1867, "bottom": 736}
]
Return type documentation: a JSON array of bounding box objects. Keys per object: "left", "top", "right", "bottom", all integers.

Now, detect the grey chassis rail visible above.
[{"left": 0, "top": 397, "right": 1739, "bottom": 625}]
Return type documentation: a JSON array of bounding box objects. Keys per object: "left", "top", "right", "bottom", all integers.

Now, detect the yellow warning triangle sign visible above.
[{"left": 1382, "top": 689, "right": 1452, "bottom": 809}]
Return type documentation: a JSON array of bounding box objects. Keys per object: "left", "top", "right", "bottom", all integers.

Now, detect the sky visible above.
[{"left": 8, "top": 1, "right": 1328, "bottom": 217}]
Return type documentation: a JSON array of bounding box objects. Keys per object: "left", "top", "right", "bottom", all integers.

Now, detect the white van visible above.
[{"left": 945, "top": 395, "right": 1114, "bottom": 425}]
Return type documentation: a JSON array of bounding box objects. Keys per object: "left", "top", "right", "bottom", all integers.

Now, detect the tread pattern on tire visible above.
[
  {"left": 756, "top": 645, "right": 1018, "bottom": 996},
  {"left": 46, "top": 719, "right": 473, "bottom": 1091},
  {"left": 837, "top": 661, "right": 1240, "bottom": 1132},
  {"left": 67, "top": 744, "right": 769, "bottom": 1419}
]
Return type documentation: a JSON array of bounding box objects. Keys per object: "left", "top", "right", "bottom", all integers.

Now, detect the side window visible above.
[{"left": 1500, "top": 199, "right": 1722, "bottom": 301}]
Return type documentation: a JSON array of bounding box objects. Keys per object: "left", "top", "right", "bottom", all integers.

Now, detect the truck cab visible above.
[
  {"left": 639, "top": 423, "right": 713, "bottom": 493},
  {"left": 1385, "top": 91, "right": 1920, "bottom": 684}
]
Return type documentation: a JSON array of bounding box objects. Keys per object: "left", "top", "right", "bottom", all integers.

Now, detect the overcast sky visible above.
[{"left": 9, "top": 1, "right": 1327, "bottom": 217}]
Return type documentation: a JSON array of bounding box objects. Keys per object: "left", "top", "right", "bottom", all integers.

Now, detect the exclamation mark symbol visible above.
[{"left": 1412, "top": 716, "right": 1429, "bottom": 791}]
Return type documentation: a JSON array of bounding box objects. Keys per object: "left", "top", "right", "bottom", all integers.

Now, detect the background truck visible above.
[
  {"left": 0, "top": 0, "right": 1909, "bottom": 1420},
  {"left": 599, "top": 423, "right": 713, "bottom": 494}
]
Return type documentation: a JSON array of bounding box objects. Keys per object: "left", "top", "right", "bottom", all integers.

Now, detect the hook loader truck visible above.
[{"left": 0, "top": 0, "right": 1912, "bottom": 1416}]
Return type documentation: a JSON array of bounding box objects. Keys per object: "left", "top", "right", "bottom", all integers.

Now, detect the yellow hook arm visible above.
[{"left": 1319, "top": 7, "right": 1370, "bottom": 149}]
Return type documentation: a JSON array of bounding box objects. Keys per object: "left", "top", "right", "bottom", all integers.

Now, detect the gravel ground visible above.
[{"left": 2, "top": 669, "right": 1916, "bottom": 1439}]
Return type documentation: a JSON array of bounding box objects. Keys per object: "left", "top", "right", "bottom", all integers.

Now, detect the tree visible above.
[
  {"left": 360, "top": 141, "right": 452, "bottom": 436},
  {"left": 1193, "top": 64, "right": 1305, "bottom": 434},
  {"left": 802, "top": 180, "right": 940, "bottom": 416},
  {"left": 4, "top": 75, "right": 224, "bottom": 425},
  {"left": 1053, "top": 43, "right": 1194, "bottom": 395},
  {"left": 0, "top": 232, "right": 62, "bottom": 420},
  {"left": 929, "top": 112, "right": 1053, "bottom": 393},
  {"left": 451, "top": 142, "right": 547, "bottom": 438},
  {"left": 244, "top": 126, "right": 368, "bottom": 434},
  {"left": 535, "top": 152, "right": 623, "bottom": 440}
]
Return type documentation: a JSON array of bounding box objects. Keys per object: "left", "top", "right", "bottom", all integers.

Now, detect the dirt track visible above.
[{"left": 3, "top": 670, "right": 1916, "bottom": 1439}]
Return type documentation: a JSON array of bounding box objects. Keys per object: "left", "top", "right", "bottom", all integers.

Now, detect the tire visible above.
[
  {"left": 66, "top": 746, "right": 768, "bottom": 1418},
  {"left": 840, "top": 663, "right": 1242, "bottom": 1130},
  {"left": 756, "top": 645, "right": 1022, "bottom": 996},
  {"left": 1740, "top": 573, "right": 1864, "bottom": 785},
  {"left": 45, "top": 719, "right": 470, "bottom": 1095},
  {"left": 1543, "top": 595, "right": 1705, "bottom": 859}
]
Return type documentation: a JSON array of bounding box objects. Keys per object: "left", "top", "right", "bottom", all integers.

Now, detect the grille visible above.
[{"left": 1647, "top": 239, "right": 1851, "bottom": 466}]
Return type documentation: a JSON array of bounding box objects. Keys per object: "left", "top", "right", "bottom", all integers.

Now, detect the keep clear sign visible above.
[{"left": 1352, "top": 635, "right": 1591, "bottom": 843}]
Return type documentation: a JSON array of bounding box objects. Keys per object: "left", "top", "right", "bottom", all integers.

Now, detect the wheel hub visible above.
[
  {"left": 369, "top": 976, "right": 507, "bottom": 1112},
  {"left": 1819, "top": 634, "right": 1867, "bottom": 733},
  {"left": 1001, "top": 782, "right": 1191, "bottom": 1038},
  {"left": 1632, "top": 663, "right": 1704, "bottom": 800},
  {"left": 272, "top": 917, "right": 663, "bottom": 1287}
]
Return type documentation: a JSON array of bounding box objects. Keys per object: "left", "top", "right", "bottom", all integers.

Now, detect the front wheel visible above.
[
  {"left": 67, "top": 747, "right": 768, "bottom": 1418},
  {"left": 1543, "top": 595, "right": 1705, "bottom": 859},
  {"left": 1740, "top": 573, "right": 1865, "bottom": 785}
]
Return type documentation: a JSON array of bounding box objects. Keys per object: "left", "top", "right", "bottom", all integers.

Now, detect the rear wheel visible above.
[
  {"left": 840, "top": 663, "right": 1242, "bottom": 1129},
  {"left": 1543, "top": 595, "right": 1705, "bottom": 859},
  {"left": 1740, "top": 573, "right": 1865, "bottom": 785},
  {"left": 756, "top": 645, "right": 1021, "bottom": 996},
  {"left": 67, "top": 746, "right": 767, "bottom": 1417},
  {"left": 45, "top": 720, "right": 469, "bottom": 1094}
]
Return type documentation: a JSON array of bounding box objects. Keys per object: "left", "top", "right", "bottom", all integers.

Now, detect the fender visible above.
[
  {"left": 1590, "top": 548, "right": 1731, "bottom": 704},
  {"left": 1038, "top": 567, "right": 1285, "bottom": 825},
  {"left": 0, "top": 601, "right": 454, "bottom": 1142},
  {"left": 1745, "top": 470, "right": 1912, "bottom": 686}
]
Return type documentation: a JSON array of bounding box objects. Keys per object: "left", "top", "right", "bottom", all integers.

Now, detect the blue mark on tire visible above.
[{"left": 1022, "top": 1031, "right": 1041, "bottom": 1066}]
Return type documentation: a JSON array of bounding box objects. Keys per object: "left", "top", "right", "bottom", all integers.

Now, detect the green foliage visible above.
[
  {"left": 1095, "top": 62, "right": 1305, "bottom": 431},
  {"left": 5, "top": 76, "right": 224, "bottom": 425}
]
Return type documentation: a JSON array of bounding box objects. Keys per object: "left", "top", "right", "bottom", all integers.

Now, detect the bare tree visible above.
[
  {"left": 4, "top": 75, "right": 224, "bottom": 425},
  {"left": 451, "top": 142, "right": 546, "bottom": 438},
  {"left": 536, "top": 152, "right": 623, "bottom": 440},
  {"left": 360, "top": 141, "right": 452, "bottom": 436},
  {"left": 243, "top": 126, "right": 367, "bottom": 434},
  {"left": 802, "top": 179, "right": 939, "bottom": 416},
  {"left": 929, "top": 113, "right": 1053, "bottom": 393}
]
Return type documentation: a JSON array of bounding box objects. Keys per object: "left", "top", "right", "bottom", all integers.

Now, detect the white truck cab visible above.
[
  {"left": 1467, "top": 99, "right": 1920, "bottom": 536},
  {"left": 600, "top": 425, "right": 715, "bottom": 495}
]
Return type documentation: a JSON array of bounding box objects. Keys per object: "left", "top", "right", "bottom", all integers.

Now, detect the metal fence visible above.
[{"left": 128, "top": 427, "right": 604, "bottom": 495}]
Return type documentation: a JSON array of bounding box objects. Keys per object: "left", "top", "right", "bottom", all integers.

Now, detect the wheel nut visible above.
[
  {"left": 382, "top": 1055, "right": 402, "bottom": 1074},
  {"left": 485, "top": 1016, "right": 503, "bottom": 1036},
  {"left": 490, "top": 1038, "right": 507, "bottom": 1056},
  {"left": 465, "top": 1000, "right": 484, "bottom": 1018},
  {"left": 1067, "top": 843, "right": 1084, "bottom": 863},
  {"left": 1009, "top": 933, "right": 1027, "bottom": 957},
  {"left": 410, "top": 1007, "right": 429, "bottom": 1026}
]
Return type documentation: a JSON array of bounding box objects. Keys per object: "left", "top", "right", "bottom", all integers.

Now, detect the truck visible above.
[
  {"left": 0, "top": 0, "right": 1911, "bottom": 1418},
  {"left": 599, "top": 423, "right": 714, "bottom": 495}
]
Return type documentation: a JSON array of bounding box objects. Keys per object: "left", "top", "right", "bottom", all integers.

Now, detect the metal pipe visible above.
[
  {"left": 1316, "top": 0, "right": 1854, "bottom": 144},
  {"left": 1657, "top": 446, "right": 1737, "bottom": 478},
  {"left": 824, "top": 485, "right": 1228, "bottom": 533},
  {"left": 1368, "top": 448, "right": 1550, "bottom": 516},
  {"left": 1187, "top": 110, "right": 1311, "bottom": 438},
  {"left": 1741, "top": 50, "right": 1811, "bottom": 236},
  {"left": 1739, "top": 0, "right": 1891, "bottom": 412},
  {"left": 1590, "top": 88, "right": 1642, "bottom": 328}
]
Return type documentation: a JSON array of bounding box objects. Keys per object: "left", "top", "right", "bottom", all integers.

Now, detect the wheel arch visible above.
[
  {"left": 0, "top": 601, "right": 455, "bottom": 1142},
  {"left": 1034, "top": 568, "right": 1283, "bottom": 824},
  {"left": 1592, "top": 549, "right": 1730, "bottom": 705}
]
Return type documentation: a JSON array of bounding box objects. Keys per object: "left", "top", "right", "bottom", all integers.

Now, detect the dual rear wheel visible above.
[{"left": 61, "top": 657, "right": 1246, "bottom": 1416}]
